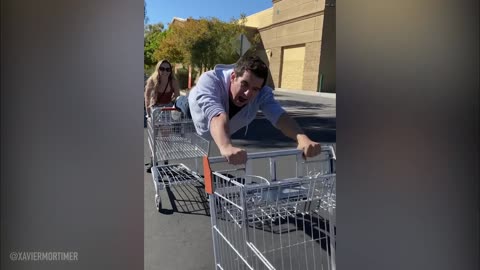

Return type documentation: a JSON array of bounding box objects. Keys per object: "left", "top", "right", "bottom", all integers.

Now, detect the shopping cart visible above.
[
  {"left": 146, "top": 106, "right": 210, "bottom": 211},
  {"left": 203, "top": 146, "right": 336, "bottom": 270}
]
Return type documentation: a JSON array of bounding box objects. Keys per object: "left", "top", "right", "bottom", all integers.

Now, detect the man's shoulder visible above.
[
  {"left": 252, "top": 86, "right": 278, "bottom": 107},
  {"left": 257, "top": 85, "right": 274, "bottom": 98},
  {"left": 213, "top": 64, "right": 235, "bottom": 71},
  {"left": 197, "top": 64, "right": 234, "bottom": 88},
  {"left": 196, "top": 70, "right": 220, "bottom": 87},
  {"left": 261, "top": 85, "right": 274, "bottom": 92},
  {"left": 213, "top": 64, "right": 234, "bottom": 82},
  {"left": 200, "top": 64, "right": 234, "bottom": 76}
]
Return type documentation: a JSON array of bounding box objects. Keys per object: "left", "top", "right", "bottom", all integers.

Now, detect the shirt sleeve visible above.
[
  {"left": 259, "top": 88, "right": 286, "bottom": 127},
  {"left": 194, "top": 72, "right": 227, "bottom": 130}
]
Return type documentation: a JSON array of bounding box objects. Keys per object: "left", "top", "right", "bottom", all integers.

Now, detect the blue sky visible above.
[{"left": 145, "top": 0, "right": 273, "bottom": 26}]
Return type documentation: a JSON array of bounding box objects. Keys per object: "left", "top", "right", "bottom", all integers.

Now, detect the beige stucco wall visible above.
[
  {"left": 244, "top": 8, "right": 273, "bottom": 28},
  {"left": 260, "top": 20, "right": 323, "bottom": 90},
  {"left": 259, "top": 17, "right": 322, "bottom": 50},
  {"left": 303, "top": 42, "right": 321, "bottom": 91},
  {"left": 268, "top": 47, "right": 283, "bottom": 88},
  {"left": 272, "top": 0, "right": 325, "bottom": 24},
  {"left": 246, "top": 0, "right": 334, "bottom": 92}
]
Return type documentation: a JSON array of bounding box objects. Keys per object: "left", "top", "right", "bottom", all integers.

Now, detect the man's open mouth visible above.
[{"left": 238, "top": 96, "right": 247, "bottom": 103}]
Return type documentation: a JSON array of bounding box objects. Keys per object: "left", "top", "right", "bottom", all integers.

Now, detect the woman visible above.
[
  {"left": 145, "top": 60, "right": 180, "bottom": 117},
  {"left": 145, "top": 60, "right": 180, "bottom": 170}
]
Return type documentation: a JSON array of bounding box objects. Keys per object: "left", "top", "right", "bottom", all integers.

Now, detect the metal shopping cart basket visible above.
[
  {"left": 146, "top": 106, "right": 210, "bottom": 211},
  {"left": 203, "top": 146, "right": 336, "bottom": 270}
]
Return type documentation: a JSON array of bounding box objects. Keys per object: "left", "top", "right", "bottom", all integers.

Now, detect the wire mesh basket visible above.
[
  {"left": 147, "top": 107, "right": 210, "bottom": 161},
  {"left": 205, "top": 147, "right": 336, "bottom": 270},
  {"left": 146, "top": 106, "right": 210, "bottom": 212}
]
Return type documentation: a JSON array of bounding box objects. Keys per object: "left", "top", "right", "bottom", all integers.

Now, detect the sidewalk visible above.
[
  {"left": 274, "top": 88, "right": 336, "bottom": 99},
  {"left": 181, "top": 88, "right": 336, "bottom": 99}
]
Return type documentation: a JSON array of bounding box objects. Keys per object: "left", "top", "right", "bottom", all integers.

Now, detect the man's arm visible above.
[
  {"left": 210, "top": 113, "right": 247, "bottom": 165},
  {"left": 276, "top": 112, "right": 321, "bottom": 158}
]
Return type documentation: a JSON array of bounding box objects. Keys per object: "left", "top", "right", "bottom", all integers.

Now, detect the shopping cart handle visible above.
[
  {"left": 160, "top": 107, "right": 177, "bottom": 111},
  {"left": 323, "top": 145, "right": 336, "bottom": 160},
  {"left": 203, "top": 146, "right": 335, "bottom": 195},
  {"left": 207, "top": 149, "right": 301, "bottom": 164},
  {"left": 207, "top": 146, "right": 335, "bottom": 164},
  {"left": 149, "top": 106, "right": 178, "bottom": 114}
]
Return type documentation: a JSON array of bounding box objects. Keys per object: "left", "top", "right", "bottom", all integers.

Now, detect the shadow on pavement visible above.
[
  {"left": 161, "top": 183, "right": 210, "bottom": 216},
  {"left": 275, "top": 99, "right": 334, "bottom": 111},
  {"left": 232, "top": 116, "right": 336, "bottom": 148}
]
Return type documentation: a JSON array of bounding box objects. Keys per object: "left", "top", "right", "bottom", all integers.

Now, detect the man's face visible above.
[{"left": 229, "top": 70, "right": 264, "bottom": 107}]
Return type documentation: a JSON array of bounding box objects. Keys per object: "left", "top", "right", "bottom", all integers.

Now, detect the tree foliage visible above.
[
  {"left": 188, "top": 17, "right": 246, "bottom": 70},
  {"left": 144, "top": 23, "right": 165, "bottom": 70},
  {"left": 146, "top": 16, "right": 252, "bottom": 72}
]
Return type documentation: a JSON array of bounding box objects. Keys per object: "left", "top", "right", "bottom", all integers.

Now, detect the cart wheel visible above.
[
  {"left": 145, "top": 161, "right": 153, "bottom": 173},
  {"left": 155, "top": 194, "right": 162, "bottom": 212},
  {"left": 146, "top": 161, "right": 160, "bottom": 173}
]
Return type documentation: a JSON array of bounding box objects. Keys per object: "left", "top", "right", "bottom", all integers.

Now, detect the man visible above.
[{"left": 176, "top": 56, "right": 321, "bottom": 165}]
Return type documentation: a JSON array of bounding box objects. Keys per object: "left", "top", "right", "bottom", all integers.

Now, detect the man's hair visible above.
[{"left": 233, "top": 56, "right": 269, "bottom": 88}]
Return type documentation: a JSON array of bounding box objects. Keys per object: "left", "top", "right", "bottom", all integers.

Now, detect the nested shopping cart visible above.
[
  {"left": 146, "top": 106, "right": 210, "bottom": 211},
  {"left": 203, "top": 146, "right": 336, "bottom": 270}
]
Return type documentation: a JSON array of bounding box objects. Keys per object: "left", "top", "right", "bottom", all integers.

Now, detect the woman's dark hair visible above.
[{"left": 233, "top": 56, "right": 269, "bottom": 88}]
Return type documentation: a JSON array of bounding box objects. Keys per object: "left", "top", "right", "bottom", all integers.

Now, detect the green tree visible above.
[
  {"left": 144, "top": 22, "right": 165, "bottom": 72},
  {"left": 154, "top": 16, "right": 250, "bottom": 71},
  {"left": 155, "top": 18, "right": 205, "bottom": 66},
  {"left": 190, "top": 17, "right": 247, "bottom": 69}
]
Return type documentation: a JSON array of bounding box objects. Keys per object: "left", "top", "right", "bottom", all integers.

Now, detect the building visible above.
[{"left": 245, "top": 0, "right": 335, "bottom": 93}]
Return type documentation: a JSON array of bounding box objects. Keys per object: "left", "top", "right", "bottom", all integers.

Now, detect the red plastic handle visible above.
[
  {"left": 203, "top": 156, "right": 213, "bottom": 194},
  {"left": 160, "top": 107, "right": 177, "bottom": 111}
]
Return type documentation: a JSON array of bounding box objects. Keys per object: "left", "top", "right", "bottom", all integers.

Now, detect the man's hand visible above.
[
  {"left": 276, "top": 113, "right": 321, "bottom": 158},
  {"left": 297, "top": 134, "right": 321, "bottom": 158},
  {"left": 220, "top": 145, "right": 247, "bottom": 165}
]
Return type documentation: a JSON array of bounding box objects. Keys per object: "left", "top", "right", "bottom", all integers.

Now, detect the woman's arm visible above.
[
  {"left": 145, "top": 79, "right": 154, "bottom": 115},
  {"left": 171, "top": 79, "right": 180, "bottom": 101}
]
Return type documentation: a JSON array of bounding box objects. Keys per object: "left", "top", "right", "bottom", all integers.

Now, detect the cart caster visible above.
[
  {"left": 145, "top": 162, "right": 153, "bottom": 173},
  {"left": 146, "top": 161, "right": 163, "bottom": 173},
  {"left": 155, "top": 194, "right": 162, "bottom": 212}
]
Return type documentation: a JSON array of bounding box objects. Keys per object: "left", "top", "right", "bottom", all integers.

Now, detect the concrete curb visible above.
[{"left": 274, "top": 88, "right": 336, "bottom": 99}]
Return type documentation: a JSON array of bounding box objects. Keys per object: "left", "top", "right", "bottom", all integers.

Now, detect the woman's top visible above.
[{"left": 145, "top": 79, "right": 176, "bottom": 107}]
